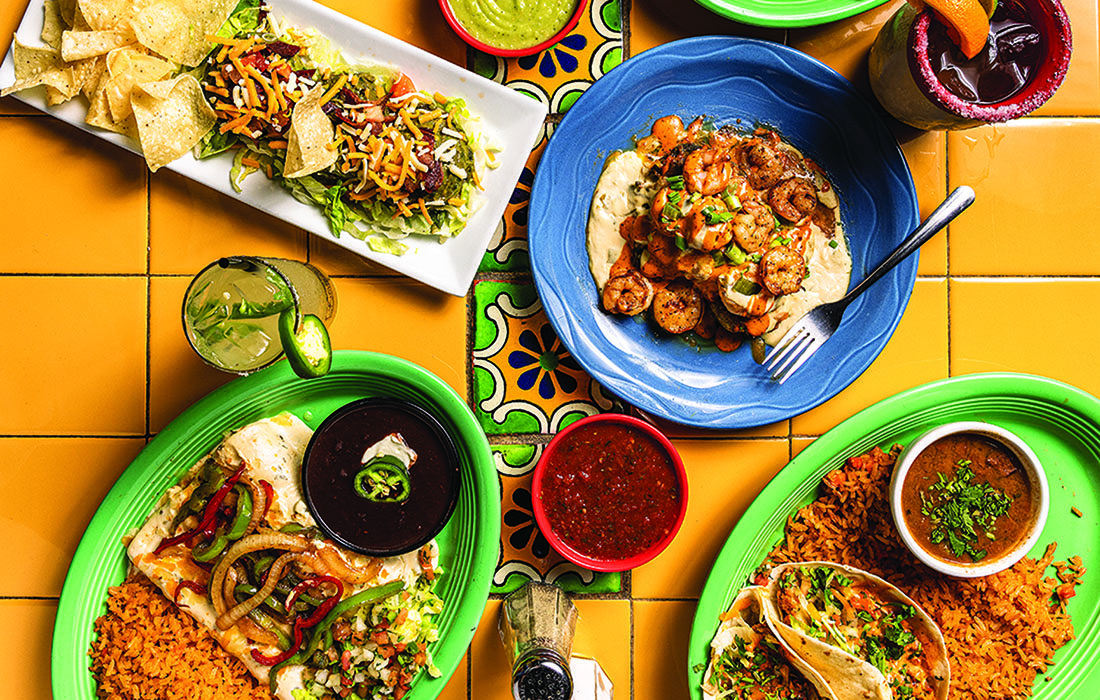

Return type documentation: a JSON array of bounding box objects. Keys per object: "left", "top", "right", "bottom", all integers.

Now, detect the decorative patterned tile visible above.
[
  {"left": 470, "top": 0, "right": 623, "bottom": 115},
  {"left": 479, "top": 125, "right": 552, "bottom": 273},
  {"left": 472, "top": 279, "right": 620, "bottom": 435},
  {"left": 492, "top": 444, "right": 621, "bottom": 594}
]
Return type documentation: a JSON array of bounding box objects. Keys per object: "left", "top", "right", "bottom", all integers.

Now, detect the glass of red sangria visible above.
[{"left": 869, "top": 0, "right": 1071, "bottom": 130}]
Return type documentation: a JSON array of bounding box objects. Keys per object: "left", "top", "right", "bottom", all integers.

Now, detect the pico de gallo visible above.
[{"left": 196, "top": 1, "right": 493, "bottom": 254}]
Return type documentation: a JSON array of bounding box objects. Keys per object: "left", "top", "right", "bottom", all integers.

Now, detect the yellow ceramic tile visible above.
[
  {"left": 1035, "top": 0, "right": 1100, "bottom": 116},
  {"left": 0, "top": 117, "right": 147, "bottom": 274},
  {"left": 149, "top": 171, "right": 308, "bottom": 275},
  {"left": 789, "top": 0, "right": 905, "bottom": 87},
  {"left": 951, "top": 279, "right": 1100, "bottom": 397},
  {"left": 438, "top": 653, "right": 469, "bottom": 700},
  {"left": 949, "top": 119, "right": 1100, "bottom": 275},
  {"left": 329, "top": 277, "right": 468, "bottom": 395},
  {"left": 0, "top": 276, "right": 146, "bottom": 435},
  {"left": 470, "top": 599, "right": 630, "bottom": 700},
  {"left": 315, "top": 0, "right": 467, "bottom": 67},
  {"left": 0, "top": 437, "right": 143, "bottom": 596},
  {"left": 149, "top": 276, "right": 235, "bottom": 432},
  {"left": 792, "top": 278, "right": 948, "bottom": 435},
  {"left": 629, "top": 0, "right": 783, "bottom": 53},
  {"left": 0, "top": 599, "right": 55, "bottom": 700},
  {"left": 632, "top": 438, "right": 790, "bottom": 599},
  {"left": 792, "top": 435, "right": 815, "bottom": 456},
  {"left": 633, "top": 600, "right": 694, "bottom": 700},
  {"left": 900, "top": 130, "right": 948, "bottom": 276}
]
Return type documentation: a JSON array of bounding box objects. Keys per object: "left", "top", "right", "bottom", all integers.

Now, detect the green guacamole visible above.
[{"left": 450, "top": 0, "right": 577, "bottom": 51}]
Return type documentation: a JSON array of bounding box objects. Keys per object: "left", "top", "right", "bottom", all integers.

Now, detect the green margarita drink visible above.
[{"left": 183, "top": 257, "right": 336, "bottom": 374}]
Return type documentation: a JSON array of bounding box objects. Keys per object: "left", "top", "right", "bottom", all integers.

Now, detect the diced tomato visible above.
[
  {"left": 1056, "top": 583, "right": 1077, "bottom": 600},
  {"left": 341, "top": 648, "right": 352, "bottom": 671},
  {"left": 849, "top": 592, "right": 875, "bottom": 613},
  {"left": 389, "top": 73, "right": 415, "bottom": 98}
]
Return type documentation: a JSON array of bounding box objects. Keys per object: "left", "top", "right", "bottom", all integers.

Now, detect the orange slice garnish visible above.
[{"left": 909, "top": 0, "right": 991, "bottom": 59}]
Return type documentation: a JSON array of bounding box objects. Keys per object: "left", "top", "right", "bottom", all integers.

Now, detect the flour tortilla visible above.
[
  {"left": 762, "top": 562, "right": 950, "bottom": 700},
  {"left": 703, "top": 586, "right": 834, "bottom": 700}
]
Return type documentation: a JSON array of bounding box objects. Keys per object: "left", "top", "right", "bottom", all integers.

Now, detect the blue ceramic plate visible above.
[{"left": 528, "top": 36, "right": 918, "bottom": 429}]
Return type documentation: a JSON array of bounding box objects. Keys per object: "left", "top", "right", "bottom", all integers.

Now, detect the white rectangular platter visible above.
[{"left": 1, "top": 0, "right": 548, "bottom": 296}]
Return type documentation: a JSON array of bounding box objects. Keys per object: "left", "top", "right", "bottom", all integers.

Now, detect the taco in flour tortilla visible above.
[
  {"left": 702, "top": 585, "right": 834, "bottom": 700},
  {"left": 762, "top": 562, "right": 949, "bottom": 700}
]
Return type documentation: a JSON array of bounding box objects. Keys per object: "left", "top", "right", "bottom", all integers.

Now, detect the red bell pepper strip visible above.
[
  {"left": 173, "top": 580, "right": 208, "bottom": 607},
  {"left": 285, "top": 575, "right": 342, "bottom": 611},
  {"left": 155, "top": 466, "right": 246, "bottom": 554},
  {"left": 252, "top": 579, "right": 343, "bottom": 666}
]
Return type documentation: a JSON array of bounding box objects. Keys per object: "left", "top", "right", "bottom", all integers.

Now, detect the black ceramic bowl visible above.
[{"left": 302, "top": 397, "right": 461, "bottom": 556}]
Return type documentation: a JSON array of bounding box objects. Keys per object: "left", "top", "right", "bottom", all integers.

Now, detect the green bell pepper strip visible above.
[
  {"left": 266, "top": 579, "right": 406, "bottom": 690},
  {"left": 192, "top": 529, "right": 229, "bottom": 562},
  {"left": 353, "top": 455, "right": 411, "bottom": 503},
  {"left": 278, "top": 309, "right": 332, "bottom": 379},
  {"left": 225, "top": 484, "right": 253, "bottom": 540}
]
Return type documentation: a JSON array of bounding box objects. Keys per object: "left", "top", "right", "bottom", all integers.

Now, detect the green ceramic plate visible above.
[
  {"left": 692, "top": 0, "right": 892, "bottom": 27},
  {"left": 52, "top": 350, "right": 498, "bottom": 699},
  {"left": 688, "top": 372, "right": 1100, "bottom": 698}
]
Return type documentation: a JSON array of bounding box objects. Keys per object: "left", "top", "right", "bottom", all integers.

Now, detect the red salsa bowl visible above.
[{"left": 532, "top": 414, "right": 688, "bottom": 572}]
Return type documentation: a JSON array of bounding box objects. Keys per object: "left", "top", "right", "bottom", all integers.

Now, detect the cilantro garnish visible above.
[{"left": 920, "top": 461, "right": 1013, "bottom": 561}]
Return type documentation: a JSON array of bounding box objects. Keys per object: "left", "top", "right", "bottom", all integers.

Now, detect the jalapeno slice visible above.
[
  {"left": 353, "top": 455, "right": 411, "bottom": 503},
  {"left": 278, "top": 308, "right": 332, "bottom": 379}
]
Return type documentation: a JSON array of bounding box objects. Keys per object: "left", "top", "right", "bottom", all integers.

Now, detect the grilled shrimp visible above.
[
  {"left": 635, "top": 114, "right": 687, "bottom": 157},
  {"left": 769, "top": 177, "right": 818, "bottom": 222},
  {"left": 682, "top": 195, "right": 734, "bottom": 251},
  {"left": 811, "top": 201, "right": 838, "bottom": 237},
  {"left": 760, "top": 245, "right": 806, "bottom": 296},
  {"left": 732, "top": 199, "right": 774, "bottom": 253},
  {"left": 683, "top": 147, "right": 735, "bottom": 195},
  {"left": 738, "top": 139, "right": 786, "bottom": 190},
  {"left": 602, "top": 271, "right": 654, "bottom": 316},
  {"left": 652, "top": 281, "right": 704, "bottom": 334}
]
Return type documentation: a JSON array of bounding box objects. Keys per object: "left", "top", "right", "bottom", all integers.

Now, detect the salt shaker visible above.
[{"left": 499, "top": 582, "right": 578, "bottom": 700}]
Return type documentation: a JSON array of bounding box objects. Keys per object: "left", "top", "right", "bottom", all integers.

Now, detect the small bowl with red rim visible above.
[
  {"left": 531, "top": 413, "right": 688, "bottom": 572},
  {"left": 437, "top": 0, "right": 588, "bottom": 58}
]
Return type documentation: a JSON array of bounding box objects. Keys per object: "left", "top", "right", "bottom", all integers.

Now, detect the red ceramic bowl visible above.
[
  {"left": 532, "top": 414, "right": 688, "bottom": 572},
  {"left": 437, "top": 0, "right": 589, "bottom": 58}
]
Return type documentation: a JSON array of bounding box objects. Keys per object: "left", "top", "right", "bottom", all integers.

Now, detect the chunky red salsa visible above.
[{"left": 539, "top": 421, "right": 681, "bottom": 561}]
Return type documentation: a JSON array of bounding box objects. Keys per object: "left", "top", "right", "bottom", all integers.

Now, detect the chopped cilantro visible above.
[{"left": 920, "top": 461, "right": 1013, "bottom": 561}]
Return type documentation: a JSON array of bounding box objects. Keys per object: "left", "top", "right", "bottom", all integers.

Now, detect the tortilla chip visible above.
[
  {"left": 75, "top": 54, "right": 108, "bottom": 99},
  {"left": 0, "top": 39, "right": 78, "bottom": 99},
  {"left": 60, "top": 29, "right": 135, "bottom": 61},
  {"left": 130, "top": 74, "right": 215, "bottom": 171},
  {"left": 42, "top": 0, "right": 65, "bottom": 48},
  {"left": 284, "top": 86, "right": 339, "bottom": 179},
  {"left": 77, "top": 0, "right": 129, "bottom": 30},
  {"left": 103, "top": 47, "right": 173, "bottom": 121},
  {"left": 86, "top": 80, "right": 137, "bottom": 137},
  {"left": 58, "top": 0, "right": 78, "bottom": 27},
  {"left": 132, "top": 0, "right": 237, "bottom": 67}
]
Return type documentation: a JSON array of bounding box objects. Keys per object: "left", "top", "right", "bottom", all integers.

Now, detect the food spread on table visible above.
[
  {"left": 585, "top": 113, "right": 850, "bottom": 352},
  {"left": 117, "top": 412, "right": 446, "bottom": 700},
  {"left": 2, "top": 0, "right": 494, "bottom": 254},
  {"left": 7, "top": 0, "right": 1093, "bottom": 698}
]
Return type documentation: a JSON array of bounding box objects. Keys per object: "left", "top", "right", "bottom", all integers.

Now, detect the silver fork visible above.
[{"left": 763, "top": 185, "right": 976, "bottom": 384}]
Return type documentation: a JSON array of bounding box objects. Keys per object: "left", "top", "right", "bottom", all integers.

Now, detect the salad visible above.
[{"left": 196, "top": 2, "right": 493, "bottom": 254}]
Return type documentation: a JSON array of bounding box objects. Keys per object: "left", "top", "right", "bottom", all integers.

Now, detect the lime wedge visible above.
[
  {"left": 978, "top": 0, "right": 997, "bottom": 17},
  {"left": 278, "top": 308, "right": 332, "bottom": 378}
]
